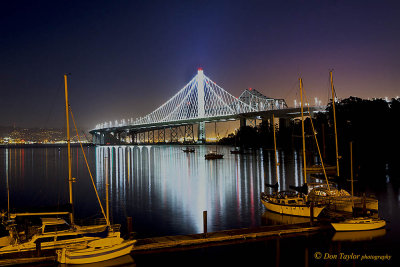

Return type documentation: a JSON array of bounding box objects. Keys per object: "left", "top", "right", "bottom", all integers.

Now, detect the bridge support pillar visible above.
[
  {"left": 184, "top": 124, "right": 194, "bottom": 143},
  {"left": 197, "top": 121, "right": 206, "bottom": 143},
  {"left": 170, "top": 127, "right": 178, "bottom": 143},
  {"left": 158, "top": 128, "right": 165, "bottom": 143},
  {"left": 92, "top": 133, "right": 99, "bottom": 145},
  {"left": 240, "top": 118, "right": 246, "bottom": 128},
  {"left": 148, "top": 130, "right": 154, "bottom": 144},
  {"left": 139, "top": 132, "right": 145, "bottom": 144}
]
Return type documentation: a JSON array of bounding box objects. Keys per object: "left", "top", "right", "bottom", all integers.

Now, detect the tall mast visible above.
[
  {"left": 300, "top": 78, "right": 307, "bottom": 184},
  {"left": 330, "top": 71, "right": 340, "bottom": 177},
  {"left": 64, "top": 74, "right": 74, "bottom": 225},
  {"left": 272, "top": 114, "right": 279, "bottom": 183},
  {"left": 349, "top": 141, "right": 355, "bottom": 211},
  {"left": 105, "top": 156, "right": 110, "bottom": 226},
  {"left": 350, "top": 142, "right": 354, "bottom": 202},
  {"left": 6, "top": 149, "right": 10, "bottom": 220}
]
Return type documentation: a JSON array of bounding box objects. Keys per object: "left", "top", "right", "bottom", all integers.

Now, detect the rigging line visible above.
[
  {"left": 69, "top": 106, "right": 109, "bottom": 226},
  {"left": 302, "top": 89, "right": 331, "bottom": 191}
]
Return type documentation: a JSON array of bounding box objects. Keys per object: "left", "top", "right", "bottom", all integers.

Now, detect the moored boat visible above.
[
  {"left": 331, "top": 217, "right": 386, "bottom": 231},
  {"left": 57, "top": 236, "right": 136, "bottom": 264},
  {"left": 261, "top": 191, "right": 325, "bottom": 217},
  {"left": 182, "top": 147, "right": 195, "bottom": 153},
  {"left": 261, "top": 86, "right": 325, "bottom": 218},
  {"left": 205, "top": 151, "right": 224, "bottom": 160}
]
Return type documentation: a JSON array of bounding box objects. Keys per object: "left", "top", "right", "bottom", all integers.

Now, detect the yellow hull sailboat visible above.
[
  {"left": 260, "top": 80, "right": 325, "bottom": 217},
  {"left": 331, "top": 218, "right": 386, "bottom": 231}
]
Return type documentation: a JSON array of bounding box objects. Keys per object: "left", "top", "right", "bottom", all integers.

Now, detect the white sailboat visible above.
[
  {"left": 0, "top": 74, "right": 127, "bottom": 263},
  {"left": 56, "top": 157, "right": 136, "bottom": 264}
]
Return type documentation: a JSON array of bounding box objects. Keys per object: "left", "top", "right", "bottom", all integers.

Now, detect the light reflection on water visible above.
[
  {"left": 2, "top": 146, "right": 400, "bottom": 266},
  {"left": 92, "top": 145, "right": 305, "bottom": 237},
  {"left": 0, "top": 145, "right": 398, "bottom": 241}
]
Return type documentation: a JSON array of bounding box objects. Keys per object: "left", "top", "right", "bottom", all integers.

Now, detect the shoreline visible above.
[{"left": 0, "top": 143, "right": 95, "bottom": 148}]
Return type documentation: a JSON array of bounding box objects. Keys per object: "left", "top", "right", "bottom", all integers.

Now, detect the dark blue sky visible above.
[{"left": 1, "top": 0, "right": 399, "bottom": 130}]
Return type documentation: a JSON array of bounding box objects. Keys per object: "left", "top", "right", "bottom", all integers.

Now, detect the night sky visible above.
[{"left": 1, "top": 0, "right": 399, "bottom": 130}]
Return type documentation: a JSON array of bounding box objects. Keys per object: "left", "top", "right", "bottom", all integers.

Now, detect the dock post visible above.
[
  {"left": 127, "top": 217, "right": 133, "bottom": 237},
  {"left": 35, "top": 240, "right": 41, "bottom": 257},
  {"left": 362, "top": 193, "right": 367, "bottom": 215},
  {"left": 203, "top": 211, "right": 207, "bottom": 237},
  {"left": 310, "top": 202, "right": 314, "bottom": 226}
]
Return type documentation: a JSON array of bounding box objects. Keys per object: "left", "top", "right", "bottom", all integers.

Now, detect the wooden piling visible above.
[
  {"left": 35, "top": 240, "right": 41, "bottom": 257},
  {"left": 203, "top": 211, "right": 207, "bottom": 237},
  {"left": 127, "top": 217, "right": 133, "bottom": 236}
]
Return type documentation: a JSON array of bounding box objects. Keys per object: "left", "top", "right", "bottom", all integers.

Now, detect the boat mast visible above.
[
  {"left": 300, "top": 78, "right": 307, "bottom": 184},
  {"left": 330, "top": 71, "right": 340, "bottom": 177},
  {"left": 350, "top": 141, "right": 354, "bottom": 209},
  {"left": 105, "top": 156, "right": 110, "bottom": 226},
  {"left": 6, "top": 149, "right": 10, "bottom": 220},
  {"left": 64, "top": 74, "right": 74, "bottom": 225},
  {"left": 272, "top": 114, "right": 279, "bottom": 183}
]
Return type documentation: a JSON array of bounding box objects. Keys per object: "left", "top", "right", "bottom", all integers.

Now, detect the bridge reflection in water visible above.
[{"left": 94, "top": 145, "right": 305, "bottom": 237}]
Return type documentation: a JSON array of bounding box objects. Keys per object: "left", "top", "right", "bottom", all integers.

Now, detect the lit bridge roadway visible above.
[{"left": 90, "top": 69, "right": 323, "bottom": 145}]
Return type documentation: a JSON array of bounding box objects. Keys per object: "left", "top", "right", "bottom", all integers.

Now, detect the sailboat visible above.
[
  {"left": 306, "top": 71, "right": 339, "bottom": 175},
  {"left": 330, "top": 142, "right": 385, "bottom": 231},
  {"left": 205, "top": 122, "right": 224, "bottom": 160},
  {"left": 56, "top": 157, "right": 136, "bottom": 264},
  {"left": 0, "top": 75, "right": 124, "bottom": 263},
  {"left": 260, "top": 96, "right": 325, "bottom": 218},
  {"left": 306, "top": 72, "right": 378, "bottom": 214}
]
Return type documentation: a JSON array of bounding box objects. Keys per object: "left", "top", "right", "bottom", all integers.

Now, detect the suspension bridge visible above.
[{"left": 90, "top": 69, "right": 320, "bottom": 145}]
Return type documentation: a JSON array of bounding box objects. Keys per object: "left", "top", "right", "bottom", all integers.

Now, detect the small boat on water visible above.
[
  {"left": 57, "top": 236, "right": 136, "bottom": 264},
  {"left": 230, "top": 148, "right": 244, "bottom": 154},
  {"left": 205, "top": 122, "right": 224, "bottom": 160},
  {"left": 204, "top": 151, "right": 224, "bottom": 160},
  {"left": 331, "top": 217, "right": 386, "bottom": 231},
  {"left": 182, "top": 147, "right": 195, "bottom": 153}
]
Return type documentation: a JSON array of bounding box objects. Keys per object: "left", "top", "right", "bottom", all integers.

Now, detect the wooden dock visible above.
[{"left": 133, "top": 222, "right": 331, "bottom": 252}]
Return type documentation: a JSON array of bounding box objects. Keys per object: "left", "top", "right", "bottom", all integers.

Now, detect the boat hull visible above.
[
  {"left": 331, "top": 219, "right": 386, "bottom": 231},
  {"left": 57, "top": 239, "right": 136, "bottom": 264},
  {"left": 261, "top": 200, "right": 325, "bottom": 217}
]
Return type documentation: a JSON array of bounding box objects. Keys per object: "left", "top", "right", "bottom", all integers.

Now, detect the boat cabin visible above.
[{"left": 41, "top": 218, "right": 71, "bottom": 234}]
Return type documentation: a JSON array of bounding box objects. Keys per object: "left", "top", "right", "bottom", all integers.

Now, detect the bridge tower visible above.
[{"left": 197, "top": 68, "right": 206, "bottom": 143}]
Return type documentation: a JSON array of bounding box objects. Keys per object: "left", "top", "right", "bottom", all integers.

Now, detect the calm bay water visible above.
[{"left": 0, "top": 145, "right": 399, "bottom": 266}]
